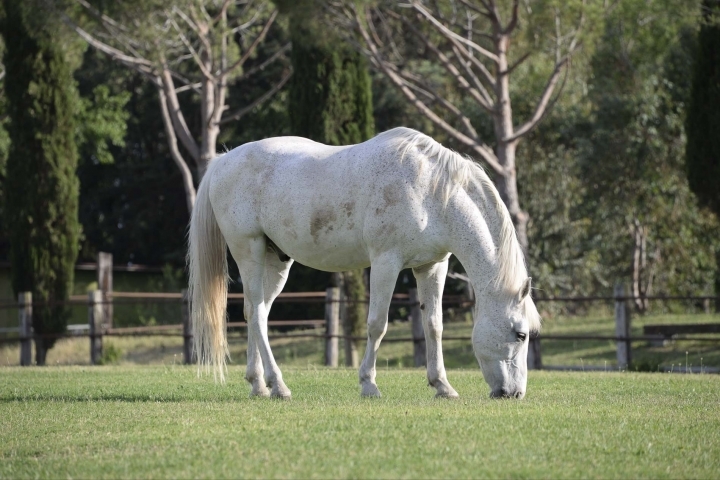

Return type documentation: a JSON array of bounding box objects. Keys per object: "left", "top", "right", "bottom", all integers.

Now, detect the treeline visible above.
[{"left": 0, "top": 1, "right": 718, "bottom": 325}]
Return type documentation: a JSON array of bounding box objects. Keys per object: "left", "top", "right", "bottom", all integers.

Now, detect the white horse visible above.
[{"left": 188, "top": 127, "right": 540, "bottom": 399}]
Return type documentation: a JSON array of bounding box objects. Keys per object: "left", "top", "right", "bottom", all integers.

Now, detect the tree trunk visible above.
[
  {"left": 331, "top": 270, "right": 364, "bottom": 367},
  {"left": 157, "top": 86, "right": 197, "bottom": 213},
  {"left": 631, "top": 220, "right": 649, "bottom": 313},
  {"left": 493, "top": 35, "right": 530, "bottom": 257},
  {"left": 199, "top": 73, "right": 219, "bottom": 179},
  {"left": 34, "top": 336, "right": 47, "bottom": 366},
  {"left": 494, "top": 141, "right": 530, "bottom": 256},
  {"left": 342, "top": 269, "right": 366, "bottom": 367},
  {"left": 716, "top": 246, "right": 720, "bottom": 313}
]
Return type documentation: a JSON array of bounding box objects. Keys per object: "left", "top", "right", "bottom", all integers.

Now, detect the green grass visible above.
[{"left": 1, "top": 366, "right": 719, "bottom": 479}]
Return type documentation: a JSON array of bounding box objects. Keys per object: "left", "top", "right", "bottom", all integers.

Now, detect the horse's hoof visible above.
[
  {"left": 361, "top": 383, "right": 382, "bottom": 398},
  {"left": 270, "top": 385, "right": 292, "bottom": 400},
  {"left": 250, "top": 386, "right": 271, "bottom": 398},
  {"left": 435, "top": 389, "right": 460, "bottom": 399}
]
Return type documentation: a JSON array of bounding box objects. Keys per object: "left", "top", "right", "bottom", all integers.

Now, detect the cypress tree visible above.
[
  {"left": 1, "top": 1, "right": 81, "bottom": 364},
  {"left": 686, "top": 0, "right": 720, "bottom": 307},
  {"left": 289, "top": 21, "right": 374, "bottom": 145},
  {"left": 288, "top": 11, "right": 374, "bottom": 366},
  {"left": 687, "top": 0, "right": 720, "bottom": 214}
]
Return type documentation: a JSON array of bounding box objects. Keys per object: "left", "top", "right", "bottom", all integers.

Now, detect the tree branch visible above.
[
  {"left": 355, "top": 7, "right": 502, "bottom": 174},
  {"left": 391, "top": 66, "right": 481, "bottom": 139},
  {"left": 220, "top": 9, "right": 279, "bottom": 78},
  {"left": 160, "top": 67, "right": 200, "bottom": 161},
  {"left": 219, "top": 67, "right": 292, "bottom": 125},
  {"left": 505, "top": 59, "right": 569, "bottom": 142},
  {"left": 411, "top": 2, "right": 499, "bottom": 63},
  {"left": 234, "top": 42, "right": 290, "bottom": 82},
  {"left": 157, "top": 83, "right": 196, "bottom": 213},
  {"left": 504, "top": 0, "right": 520, "bottom": 34},
  {"left": 457, "top": 0, "right": 495, "bottom": 22},
  {"left": 169, "top": 17, "right": 215, "bottom": 80},
  {"left": 503, "top": 51, "right": 532, "bottom": 76},
  {"left": 395, "top": 13, "right": 493, "bottom": 111},
  {"left": 62, "top": 14, "right": 156, "bottom": 79}
]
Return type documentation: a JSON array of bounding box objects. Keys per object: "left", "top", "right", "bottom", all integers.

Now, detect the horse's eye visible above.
[{"left": 516, "top": 332, "right": 527, "bottom": 342}]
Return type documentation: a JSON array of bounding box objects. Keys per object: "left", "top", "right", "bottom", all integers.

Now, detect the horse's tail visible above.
[{"left": 187, "top": 162, "right": 229, "bottom": 382}]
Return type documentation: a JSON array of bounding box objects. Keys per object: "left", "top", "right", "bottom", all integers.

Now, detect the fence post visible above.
[
  {"left": 98, "top": 252, "right": 113, "bottom": 328},
  {"left": 408, "top": 288, "right": 426, "bottom": 367},
  {"left": 89, "top": 290, "right": 104, "bottom": 365},
  {"left": 182, "top": 289, "right": 192, "bottom": 365},
  {"left": 528, "top": 333, "right": 542, "bottom": 370},
  {"left": 19, "top": 292, "right": 32, "bottom": 366},
  {"left": 325, "top": 287, "right": 340, "bottom": 367},
  {"left": 614, "top": 283, "right": 631, "bottom": 369}
]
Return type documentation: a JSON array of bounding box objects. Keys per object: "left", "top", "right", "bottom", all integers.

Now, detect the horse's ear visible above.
[{"left": 518, "top": 277, "right": 532, "bottom": 303}]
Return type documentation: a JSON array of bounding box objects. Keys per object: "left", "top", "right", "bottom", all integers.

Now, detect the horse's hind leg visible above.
[
  {"left": 241, "top": 252, "right": 293, "bottom": 398},
  {"left": 230, "top": 236, "right": 292, "bottom": 399},
  {"left": 359, "top": 253, "right": 403, "bottom": 397},
  {"left": 413, "top": 259, "right": 459, "bottom": 398}
]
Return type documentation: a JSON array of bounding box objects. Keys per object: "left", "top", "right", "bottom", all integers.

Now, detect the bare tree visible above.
[
  {"left": 63, "top": 0, "right": 291, "bottom": 213},
  {"left": 331, "top": 0, "right": 585, "bottom": 252}
]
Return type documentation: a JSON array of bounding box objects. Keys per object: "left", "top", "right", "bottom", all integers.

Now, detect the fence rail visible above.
[{"left": 2, "top": 284, "right": 719, "bottom": 369}]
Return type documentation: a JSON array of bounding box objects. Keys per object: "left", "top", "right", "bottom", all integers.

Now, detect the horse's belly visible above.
[{"left": 263, "top": 205, "right": 370, "bottom": 272}]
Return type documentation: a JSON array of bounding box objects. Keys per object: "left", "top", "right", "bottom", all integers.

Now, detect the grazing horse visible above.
[{"left": 187, "top": 127, "right": 540, "bottom": 399}]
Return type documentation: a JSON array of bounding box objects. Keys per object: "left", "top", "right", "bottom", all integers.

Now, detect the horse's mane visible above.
[{"left": 375, "top": 127, "right": 540, "bottom": 330}]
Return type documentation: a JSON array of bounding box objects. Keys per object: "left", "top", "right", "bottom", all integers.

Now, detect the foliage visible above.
[
  {"left": 76, "top": 84, "right": 130, "bottom": 166},
  {"left": 0, "top": 38, "right": 10, "bottom": 263},
  {"left": 579, "top": 11, "right": 718, "bottom": 300},
  {"left": 686, "top": 0, "right": 720, "bottom": 217},
  {"left": 288, "top": 14, "right": 374, "bottom": 145},
  {"left": 1, "top": 0, "right": 81, "bottom": 362},
  {"left": 96, "top": 342, "right": 122, "bottom": 365},
  {"left": 520, "top": 0, "right": 718, "bottom": 305},
  {"left": 74, "top": 51, "right": 190, "bottom": 265},
  {"left": 686, "top": 0, "right": 720, "bottom": 300}
]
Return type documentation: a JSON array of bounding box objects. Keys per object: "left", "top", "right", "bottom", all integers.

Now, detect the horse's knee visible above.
[
  {"left": 244, "top": 298, "right": 265, "bottom": 322},
  {"left": 366, "top": 315, "right": 387, "bottom": 338},
  {"left": 426, "top": 324, "right": 443, "bottom": 341}
]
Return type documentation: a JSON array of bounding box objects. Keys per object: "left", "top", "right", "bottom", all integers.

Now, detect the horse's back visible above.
[{"left": 208, "top": 134, "right": 448, "bottom": 271}]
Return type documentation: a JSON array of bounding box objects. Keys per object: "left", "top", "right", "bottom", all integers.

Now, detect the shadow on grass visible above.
[{"left": 0, "top": 391, "right": 254, "bottom": 403}]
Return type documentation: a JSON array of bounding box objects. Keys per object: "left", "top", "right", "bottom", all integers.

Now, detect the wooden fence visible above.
[
  {"left": 0, "top": 287, "right": 448, "bottom": 367},
  {"left": 2, "top": 284, "right": 719, "bottom": 370}
]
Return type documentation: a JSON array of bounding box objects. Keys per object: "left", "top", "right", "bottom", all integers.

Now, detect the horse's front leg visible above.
[
  {"left": 232, "top": 237, "right": 292, "bottom": 399},
  {"left": 413, "top": 259, "right": 459, "bottom": 398},
  {"left": 359, "top": 254, "right": 403, "bottom": 397}
]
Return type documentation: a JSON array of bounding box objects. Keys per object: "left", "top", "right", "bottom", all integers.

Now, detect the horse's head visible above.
[{"left": 472, "top": 277, "right": 539, "bottom": 399}]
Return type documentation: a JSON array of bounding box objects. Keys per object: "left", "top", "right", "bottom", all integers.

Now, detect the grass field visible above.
[
  {"left": 2, "top": 312, "right": 719, "bottom": 371},
  {"left": 1, "top": 366, "right": 719, "bottom": 479}
]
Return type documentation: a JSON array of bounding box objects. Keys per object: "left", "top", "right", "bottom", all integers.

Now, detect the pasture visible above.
[{"left": 1, "top": 366, "right": 719, "bottom": 479}]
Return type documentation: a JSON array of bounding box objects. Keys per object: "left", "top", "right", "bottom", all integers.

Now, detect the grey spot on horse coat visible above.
[
  {"left": 377, "top": 222, "right": 398, "bottom": 236},
  {"left": 383, "top": 185, "right": 401, "bottom": 208},
  {"left": 420, "top": 303, "right": 425, "bottom": 310},
  {"left": 310, "top": 208, "right": 337, "bottom": 243},
  {"left": 341, "top": 201, "right": 355, "bottom": 217},
  {"left": 281, "top": 218, "right": 298, "bottom": 240}
]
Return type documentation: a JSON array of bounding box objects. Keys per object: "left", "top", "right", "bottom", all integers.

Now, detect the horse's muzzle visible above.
[{"left": 490, "top": 388, "right": 525, "bottom": 399}]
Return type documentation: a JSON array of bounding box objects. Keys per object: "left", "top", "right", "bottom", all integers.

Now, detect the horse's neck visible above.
[{"left": 446, "top": 188, "right": 507, "bottom": 300}]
